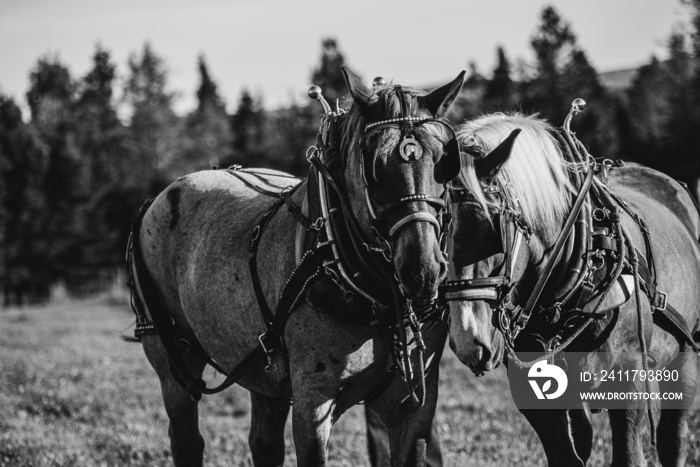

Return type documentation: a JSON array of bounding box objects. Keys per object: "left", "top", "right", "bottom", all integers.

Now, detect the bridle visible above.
[
  {"left": 359, "top": 85, "right": 461, "bottom": 261},
  {"left": 440, "top": 138, "right": 596, "bottom": 351},
  {"left": 441, "top": 182, "right": 532, "bottom": 340}
]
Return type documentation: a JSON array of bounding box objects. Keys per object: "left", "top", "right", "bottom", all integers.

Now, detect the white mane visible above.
[{"left": 456, "top": 112, "right": 575, "bottom": 229}]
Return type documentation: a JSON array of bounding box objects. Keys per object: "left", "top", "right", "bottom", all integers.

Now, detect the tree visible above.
[
  {"left": 72, "top": 45, "right": 132, "bottom": 284},
  {"left": 25, "top": 56, "right": 88, "bottom": 292},
  {"left": 123, "top": 43, "right": 182, "bottom": 189},
  {"left": 483, "top": 46, "right": 516, "bottom": 111},
  {"left": 180, "top": 55, "right": 233, "bottom": 172},
  {"left": 310, "top": 38, "right": 349, "bottom": 105},
  {"left": 75, "top": 44, "right": 124, "bottom": 187},
  {"left": 264, "top": 102, "right": 317, "bottom": 176},
  {"left": 521, "top": 6, "right": 577, "bottom": 122},
  {"left": 26, "top": 54, "right": 74, "bottom": 122},
  {"left": 0, "top": 96, "right": 50, "bottom": 304},
  {"left": 229, "top": 89, "right": 264, "bottom": 167},
  {"left": 662, "top": 32, "right": 698, "bottom": 181}
]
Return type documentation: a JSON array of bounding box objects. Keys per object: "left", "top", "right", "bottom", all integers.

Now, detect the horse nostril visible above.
[{"left": 473, "top": 338, "right": 492, "bottom": 363}]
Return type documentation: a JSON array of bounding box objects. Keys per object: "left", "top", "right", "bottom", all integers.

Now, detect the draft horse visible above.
[
  {"left": 443, "top": 111, "right": 700, "bottom": 466},
  {"left": 127, "top": 67, "right": 465, "bottom": 466}
]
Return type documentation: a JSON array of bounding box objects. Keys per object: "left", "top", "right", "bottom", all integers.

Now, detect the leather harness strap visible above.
[
  {"left": 634, "top": 249, "right": 700, "bottom": 351},
  {"left": 126, "top": 172, "right": 331, "bottom": 401},
  {"left": 442, "top": 126, "right": 700, "bottom": 364}
]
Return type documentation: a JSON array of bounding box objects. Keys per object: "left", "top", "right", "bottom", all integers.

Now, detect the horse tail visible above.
[{"left": 124, "top": 198, "right": 157, "bottom": 343}]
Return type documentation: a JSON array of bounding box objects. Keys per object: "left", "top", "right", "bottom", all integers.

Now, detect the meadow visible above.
[{"left": 1, "top": 296, "right": 699, "bottom": 466}]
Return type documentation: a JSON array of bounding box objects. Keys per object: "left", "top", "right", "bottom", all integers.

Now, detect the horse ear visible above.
[
  {"left": 341, "top": 66, "right": 371, "bottom": 111},
  {"left": 419, "top": 71, "right": 466, "bottom": 117},
  {"left": 474, "top": 129, "right": 521, "bottom": 183}
]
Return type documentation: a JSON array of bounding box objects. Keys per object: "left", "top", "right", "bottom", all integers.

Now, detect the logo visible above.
[{"left": 528, "top": 360, "right": 568, "bottom": 400}]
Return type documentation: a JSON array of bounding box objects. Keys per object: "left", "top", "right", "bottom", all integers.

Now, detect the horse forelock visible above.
[
  {"left": 339, "top": 84, "right": 436, "bottom": 193},
  {"left": 456, "top": 112, "right": 574, "bottom": 230},
  {"left": 339, "top": 84, "right": 431, "bottom": 155}
]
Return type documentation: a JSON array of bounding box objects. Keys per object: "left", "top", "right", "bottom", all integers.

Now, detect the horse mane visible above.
[{"left": 456, "top": 112, "right": 575, "bottom": 230}]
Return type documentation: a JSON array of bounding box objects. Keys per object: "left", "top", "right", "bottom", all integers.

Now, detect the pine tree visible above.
[
  {"left": 522, "top": 6, "right": 577, "bottom": 123},
  {"left": 181, "top": 55, "right": 233, "bottom": 172},
  {"left": 26, "top": 55, "right": 74, "bottom": 122},
  {"left": 483, "top": 46, "right": 516, "bottom": 111},
  {"left": 310, "top": 38, "right": 349, "bottom": 106},
  {"left": 73, "top": 45, "right": 131, "bottom": 280},
  {"left": 663, "top": 32, "right": 698, "bottom": 180},
  {"left": 123, "top": 43, "right": 182, "bottom": 190},
  {"left": 26, "top": 56, "right": 89, "bottom": 294},
  {"left": 624, "top": 57, "right": 668, "bottom": 166},
  {"left": 0, "top": 96, "right": 50, "bottom": 304},
  {"left": 229, "top": 89, "right": 264, "bottom": 167}
]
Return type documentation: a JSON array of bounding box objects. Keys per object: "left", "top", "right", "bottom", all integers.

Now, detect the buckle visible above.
[
  {"left": 654, "top": 291, "right": 668, "bottom": 312},
  {"left": 309, "top": 217, "right": 325, "bottom": 231},
  {"left": 258, "top": 333, "right": 278, "bottom": 373}
]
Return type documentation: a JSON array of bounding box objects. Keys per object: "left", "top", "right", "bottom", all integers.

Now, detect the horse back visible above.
[
  {"left": 607, "top": 163, "right": 700, "bottom": 337},
  {"left": 607, "top": 163, "right": 700, "bottom": 240}
]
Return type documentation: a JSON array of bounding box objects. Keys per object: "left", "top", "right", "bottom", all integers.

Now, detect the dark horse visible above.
[
  {"left": 444, "top": 112, "right": 700, "bottom": 466},
  {"left": 128, "top": 67, "right": 465, "bottom": 466}
]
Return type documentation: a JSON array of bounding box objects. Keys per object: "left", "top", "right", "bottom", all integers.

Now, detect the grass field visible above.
[{"left": 1, "top": 297, "right": 699, "bottom": 466}]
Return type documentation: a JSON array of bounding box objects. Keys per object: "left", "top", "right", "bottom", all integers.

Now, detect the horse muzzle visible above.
[{"left": 392, "top": 221, "right": 447, "bottom": 300}]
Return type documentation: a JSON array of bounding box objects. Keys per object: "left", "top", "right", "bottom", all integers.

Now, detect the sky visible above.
[{"left": 0, "top": 0, "right": 693, "bottom": 115}]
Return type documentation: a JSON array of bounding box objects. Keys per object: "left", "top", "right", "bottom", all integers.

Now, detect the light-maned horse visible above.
[
  {"left": 445, "top": 112, "right": 700, "bottom": 466},
  {"left": 131, "top": 68, "right": 464, "bottom": 466}
]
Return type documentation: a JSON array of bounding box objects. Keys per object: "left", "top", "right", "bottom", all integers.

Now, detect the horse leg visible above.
[
  {"left": 569, "top": 406, "right": 594, "bottom": 463},
  {"left": 370, "top": 357, "right": 442, "bottom": 467},
  {"left": 386, "top": 406, "right": 434, "bottom": 467},
  {"left": 657, "top": 349, "right": 697, "bottom": 467},
  {"left": 142, "top": 335, "right": 206, "bottom": 467},
  {"left": 608, "top": 408, "right": 646, "bottom": 466},
  {"left": 289, "top": 389, "right": 334, "bottom": 467},
  {"left": 366, "top": 405, "right": 392, "bottom": 467},
  {"left": 518, "top": 409, "right": 586, "bottom": 467},
  {"left": 249, "top": 391, "right": 291, "bottom": 467}
]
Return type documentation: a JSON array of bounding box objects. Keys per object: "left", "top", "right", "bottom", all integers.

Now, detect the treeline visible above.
[
  {"left": 451, "top": 5, "right": 700, "bottom": 185},
  {"left": 1, "top": 5, "right": 699, "bottom": 306}
]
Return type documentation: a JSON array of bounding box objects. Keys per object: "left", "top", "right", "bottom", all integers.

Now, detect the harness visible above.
[
  {"left": 442, "top": 128, "right": 700, "bottom": 361},
  {"left": 353, "top": 84, "right": 460, "bottom": 264},
  {"left": 441, "top": 105, "right": 700, "bottom": 444},
  {"left": 442, "top": 110, "right": 700, "bottom": 444},
  {"left": 126, "top": 83, "right": 460, "bottom": 405},
  {"left": 304, "top": 83, "right": 460, "bottom": 405}
]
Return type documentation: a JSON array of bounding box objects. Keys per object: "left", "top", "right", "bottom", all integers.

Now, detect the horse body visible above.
[
  {"left": 141, "top": 171, "right": 301, "bottom": 393},
  {"left": 132, "top": 68, "right": 464, "bottom": 466},
  {"left": 446, "top": 112, "right": 700, "bottom": 466},
  {"left": 141, "top": 171, "right": 418, "bottom": 465}
]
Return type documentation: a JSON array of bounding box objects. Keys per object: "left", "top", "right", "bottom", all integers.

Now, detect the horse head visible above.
[
  {"left": 446, "top": 113, "right": 574, "bottom": 375},
  {"left": 340, "top": 67, "right": 464, "bottom": 301}
]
